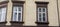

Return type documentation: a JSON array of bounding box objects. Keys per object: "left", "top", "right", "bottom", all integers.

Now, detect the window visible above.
[
  {"left": 0, "top": 7, "right": 6, "bottom": 22},
  {"left": 38, "top": 7, "right": 47, "bottom": 22},
  {"left": 35, "top": 2, "right": 49, "bottom": 24},
  {"left": 12, "top": 6, "right": 22, "bottom": 22}
]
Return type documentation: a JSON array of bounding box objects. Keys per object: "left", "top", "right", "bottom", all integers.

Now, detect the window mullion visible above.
[
  {"left": 41, "top": 8, "right": 44, "bottom": 22},
  {"left": 17, "top": 7, "right": 18, "bottom": 21}
]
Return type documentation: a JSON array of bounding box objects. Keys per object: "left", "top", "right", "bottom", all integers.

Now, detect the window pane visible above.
[
  {"left": 39, "top": 18, "right": 41, "bottom": 21},
  {"left": 39, "top": 8, "right": 41, "bottom": 12},
  {"left": 18, "top": 7, "right": 21, "bottom": 11},
  {"left": 43, "top": 8, "right": 45, "bottom": 12},
  {"left": 39, "top": 13, "right": 41, "bottom": 17},
  {"left": 43, "top": 13, "right": 45, "bottom": 21},
  {"left": 13, "top": 7, "right": 17, "bottom": 11},
  {"left": 13, "top": 13, "right": 17, "bottom": 21},
  {"left": 18, "top": 13, "right": 21, "bottom": 21},
  {"left": 39, "top": 13, "right": 41, "bottom": 21}
]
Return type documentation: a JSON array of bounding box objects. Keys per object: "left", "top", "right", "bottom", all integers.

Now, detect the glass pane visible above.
[
  {"left": 43, "top": 8, "right": 45, "bottom": 12},
  {"left": 39, "top": 13, "right": 42, "bottom": 21},
  {"left": 39, "top": 8, "right": 41, "bottom": 12},
  {"left": 39, "top": 13, "right": 41, "bottom": 17},
  {"left": 43, "top": 13, "right": 45, "bottom": 21},
  {"left": 43, "top": 17, "right": 45, "bottom": 21},
  {"left": 14, "top": 13, "right": 17, "bottom": 21},
  {"left": 43, "top": 13, "right": 45, "bottom": 16},
  {"left": 18, "top": 13, "right": 21, "bottom": 21},
  {"left": 18, "top": 7, "right": 21, "bottom": 11},
  {"left": 39, "top": 18, "right": 41, "bottom": 21},
  {"left": 13, "top": 7, "right": 17, "bottom": 11}
]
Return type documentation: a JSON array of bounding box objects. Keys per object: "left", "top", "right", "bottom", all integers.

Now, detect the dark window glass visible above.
[
  {"left": 43, "top": 8, "right": 45, "bottom": 12},
  {"left": 39, "top": 13, "right": 41, "bottom": 17},
  {"left": 39, "top": 18, "right": 41, "bottom": 21},
  {"left": 43, "top": 13, "right": 45, "bottom": 21},
  {"left": 18, "top": 13, "right": 21, "bottom": 21},
  {"left": 14, "top": 13, "right": 17, "bottom": 21},
  {"left": 39, "top": 8, "right": 41, "bottom": 12},
  {"left": 18, "top": 7, "right": 21, "bottom": 11}
]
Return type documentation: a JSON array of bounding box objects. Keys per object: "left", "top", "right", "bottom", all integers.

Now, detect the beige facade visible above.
[
  {"left": 58, "top": 0, "right": 60, "bottom": 26},
  {"left": 0, "top": 0, "right": 60, "bottom": 27}
]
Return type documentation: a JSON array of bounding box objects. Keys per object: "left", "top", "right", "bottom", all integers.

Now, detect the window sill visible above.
[
  {"left": 35, "top": 22, "right": 49, "bottom": 24},
  {"left": 10, "top": 21, "right": 24, "bottom": 26},
  {"left": 10, "top": 21, "right": 24, "bottom": 24},
  {"left": 0, "top": 21, "right": 7, "bottom": 24}
]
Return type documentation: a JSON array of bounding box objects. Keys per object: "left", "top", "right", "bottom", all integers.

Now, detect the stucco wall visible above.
[
  {"left": 23, "top": 0, "right": 59, "bottom": 26},
  {"left": 23, "top": 0, "right": 36, "bottom": 26},
  {"left": 58, "top": 0, "right": 60, "bottom": 26},
  {"left": 6, "top": 0, "right": 12, "bottom": 25},
  {"left": 47, "top": 0, "right": 59, "bottom": 26}
]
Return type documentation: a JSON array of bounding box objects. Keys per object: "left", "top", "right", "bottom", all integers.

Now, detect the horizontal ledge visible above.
[
  {"left": 10, "top": 21, "right": 24, "bottom": 24},
  {"left": 12, "top": 0, "right": 25, "bottom": 1},
  {"left": 0, "top": 21, "right": 7, "bottom": 24},
  {"left": 0, "top": 1, "right": 9, "bottom": 5},
  {"left": 35, "top": 22, "right": 49, "bottom": 24}
]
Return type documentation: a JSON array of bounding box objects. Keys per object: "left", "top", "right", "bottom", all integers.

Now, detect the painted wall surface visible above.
[
  {"left": 0, "top": 0, "right": 59, "bottom": 26},
  {"left": 6, "top": 0, "right": 12, "bottom": 25},
  {"left": 58, "top": 0, "right": 60, "bottom": 26},
  {"left": 23, "top": 0, "right": 36, "bottom": 26},
  {"left": 47, "top": 0, "right": 59, "bottom": 26},
  {"left": 24, "top": 0, "right": 59, "bottom": 26}
]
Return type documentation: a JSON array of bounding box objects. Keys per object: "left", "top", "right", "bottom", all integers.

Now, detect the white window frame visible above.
[
  {"left": 12, "top": 6, "right": 22, "bottom": 22},
  {"left": 38, "top": 7, "right": 47, "bottom": 22},
  {"left": 0, "top": 7, "right": 6, "bottom": 22}
]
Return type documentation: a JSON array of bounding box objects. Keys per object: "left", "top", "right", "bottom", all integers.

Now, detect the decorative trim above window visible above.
[
  {"left": 35, "top": 2, "right": 49, "bottom": 25},
  {"left": 0, "top": 0, "right": 9, "bottom": 5},
  {"left": 12, "top": 0, "right": 25, "bottom": 3},
  {"left": 12, "top": 0, "right": 25, "bottom": 1}
]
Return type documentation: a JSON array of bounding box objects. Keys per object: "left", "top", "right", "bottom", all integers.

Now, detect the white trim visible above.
[
  {"left": 38, "top": 7, "right": 47, "bottom": 22},
  {"left": 13, "top": 6, "right": 22, "bottom": 22}
]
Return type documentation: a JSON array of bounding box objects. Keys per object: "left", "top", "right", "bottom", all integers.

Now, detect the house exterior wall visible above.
[
  {"left": 58, "top": 0, "right": 60, "bottom": 26},
  {"left": 0, "top": 0, "right": 60, "bottom": 27}
]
